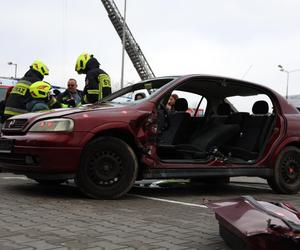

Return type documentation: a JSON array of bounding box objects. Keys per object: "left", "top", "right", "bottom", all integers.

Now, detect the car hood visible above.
[{"left": 11, "top": 102, "right": 130, "bottom": 121}]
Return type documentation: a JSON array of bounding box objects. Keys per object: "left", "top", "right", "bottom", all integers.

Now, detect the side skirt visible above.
[{"left": 142, "top": 167, "right": 273, "bottom": 179}]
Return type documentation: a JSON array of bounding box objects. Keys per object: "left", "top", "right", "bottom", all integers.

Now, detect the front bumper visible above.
[{"left": 0, "top": 132, "right": 86, "bottom": 174}]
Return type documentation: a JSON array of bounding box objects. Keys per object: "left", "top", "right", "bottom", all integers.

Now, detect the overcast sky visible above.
[{"left": 1, "top": 0, "right": 300, "bottom": 96}]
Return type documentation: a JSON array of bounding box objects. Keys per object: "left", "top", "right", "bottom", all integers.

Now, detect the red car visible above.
[
  {"left": 0, "top": 75, "right": 299, "bottom": 198},
  {"left": 0, "top": 85, "right": 13, "bottom": 100},
  {"left": 0, "top": 85, "right": 13, "bottom": 122}
]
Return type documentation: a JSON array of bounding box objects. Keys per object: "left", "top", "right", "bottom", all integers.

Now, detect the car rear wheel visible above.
[
  {"left": 268, "top": 146, "right": 300, "bottom": 194},
  {"left": 75, "top": 137, "right": 138, "bottom": 199}
]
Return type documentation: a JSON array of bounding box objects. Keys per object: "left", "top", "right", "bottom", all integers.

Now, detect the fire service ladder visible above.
[{"left": 101, "top": 0, "right": 155, "bottom": 80}]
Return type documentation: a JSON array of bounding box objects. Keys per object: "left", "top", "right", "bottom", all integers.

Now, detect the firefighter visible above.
[
  {"left": 26, "top": 81, "right": 70, "bottom": 111},
  {"left": 26, "top": 81, "right": 53, "bottom": 112},
  {"left": 3, "top": 60, "right": 49, "bottom": 120},
  {"left": 75, "top": 52, "right": 111, "bottom": 104}
]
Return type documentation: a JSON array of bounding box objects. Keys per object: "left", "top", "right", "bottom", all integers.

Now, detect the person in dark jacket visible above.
[
  {"left": 3, "top": 60, "right": 49, "bottom": 121},
  {"left": 75, "top": 52, "right": 111, "bottom": 104},
  {"left": 56, "top": 78, "right": 83, "bottom": 107}
]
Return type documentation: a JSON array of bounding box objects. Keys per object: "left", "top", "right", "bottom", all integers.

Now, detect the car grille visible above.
[
  {"left": 3, "top": 119, "right": 28, "bottom": 130},
  {"left": 0, "top": 153, "right": 27, "bottom": 165},
  {"left": 0, "top": 153, "right": 39, "bottom": 166}
]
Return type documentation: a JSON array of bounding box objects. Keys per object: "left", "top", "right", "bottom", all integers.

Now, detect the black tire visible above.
[
  {"left": 267, "top": 146, "right": 300, "bottom": 194},
  {"left": 33, "top": 179, "right": 66, "bottom": 185},
  {"left": 75, "top": 137, "right": 138, "bottom": 199}
]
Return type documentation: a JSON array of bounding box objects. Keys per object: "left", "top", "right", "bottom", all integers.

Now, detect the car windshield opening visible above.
[{"left": 99, "top": 77, "right": 177, "bottom": 104}]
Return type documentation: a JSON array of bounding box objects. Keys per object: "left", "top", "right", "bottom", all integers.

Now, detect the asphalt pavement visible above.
[{"left": 0, "top": 173, "right": 299, "bottom": 250}]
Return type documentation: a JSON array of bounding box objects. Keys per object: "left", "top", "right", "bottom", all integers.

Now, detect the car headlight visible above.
[{"left": 29, "top": 118, "right": 74, "bottom": 132}]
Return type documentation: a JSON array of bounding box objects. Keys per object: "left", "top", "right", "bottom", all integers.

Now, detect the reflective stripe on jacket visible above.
[
  {"left": 4, "top": 80, "right": 32, "bottom": 116},
  {"left": 83, "top": 68, "right": 111, "bottom": 104}
]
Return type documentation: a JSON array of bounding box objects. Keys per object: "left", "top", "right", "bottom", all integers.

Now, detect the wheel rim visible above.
[
  {"left": 87, "top": 150, "right": 123, "bottom": 187},
  {"left": 280, "top": 153, "right": 300, "bottom": 184}
]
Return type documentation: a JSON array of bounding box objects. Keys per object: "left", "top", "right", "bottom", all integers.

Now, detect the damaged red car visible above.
[{"left": 0, "top": 75, "right": 300, "bottom": 198}]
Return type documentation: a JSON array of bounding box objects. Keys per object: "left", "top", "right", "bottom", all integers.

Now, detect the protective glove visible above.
[{"left": 65, "top": 98, "right": 76, "bottom": 108}]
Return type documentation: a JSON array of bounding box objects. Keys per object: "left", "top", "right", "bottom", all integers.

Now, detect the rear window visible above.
[{"left": 227, "top": 94, "right": 273, "bottom": 114}]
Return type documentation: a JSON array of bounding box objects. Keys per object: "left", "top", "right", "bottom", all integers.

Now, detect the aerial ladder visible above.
[{"left": 101, "top": 0, "right": 155, "bottom": 80}]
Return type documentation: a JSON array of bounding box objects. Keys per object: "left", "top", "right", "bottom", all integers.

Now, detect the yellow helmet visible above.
[
  {"left": 29, "top": 81, "right": 52, "bottom": 99},
  {"left": 75, "top": 52, "right": 91, "bottom": 74},
  {"left": 31, "top": 60, "right": 49, "bottom": 76}
]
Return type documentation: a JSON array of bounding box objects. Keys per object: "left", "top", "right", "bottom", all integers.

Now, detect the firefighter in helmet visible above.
[
  {"left": 27, "top": 81, "right": 69, "bottom": 112},
  {"left": 3, "top": 60, "right": 49, "bottom": 120},
  {"left": 26, "top": 81, "right": 53, "bottom": 112},
  {"left": 75, "top": 52, "right": 111, "bottom": 104}
]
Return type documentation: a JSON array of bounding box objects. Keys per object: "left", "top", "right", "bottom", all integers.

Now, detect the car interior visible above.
[{"left": 156, "top": 78, "right": 276, "bottom": 164}]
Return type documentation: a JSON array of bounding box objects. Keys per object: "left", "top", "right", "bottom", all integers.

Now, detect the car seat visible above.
[
  {"left": 223, "top": 100, "right": 274, "bottom": 160},
  {"left": 158, "top": 98, "right": 190, "bottom": 145},
  {"left": 167, "top": 102, "right": 240, "bottom": 159}
]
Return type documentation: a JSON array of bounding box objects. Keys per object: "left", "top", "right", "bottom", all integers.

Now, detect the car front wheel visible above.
[
  {"left": 268, "top": 146, "right": 300, "bottom": 194},
  {"left": 75, "top": 137, "right": 138, "bottom": 199}
]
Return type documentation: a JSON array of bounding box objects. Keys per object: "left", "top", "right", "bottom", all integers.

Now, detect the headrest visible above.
[
  {"left": 174, "top": 98, "right": 188, "bottom": 112},
  {"left": 217, "top": 103, "right": 231, "bottom": 115},
  {"left": 252, "top": 100, "right": 269, "bottom": 114}
]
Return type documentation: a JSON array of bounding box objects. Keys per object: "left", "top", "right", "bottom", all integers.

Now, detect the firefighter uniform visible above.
[
  {"left": 3, "top": 60, "right": 49, "bottom": 120},
  {"left": 26, "top": 81, "right": 53, "bottom": 112},
  {"left": 75, "top": 52, "right": 111, "bottom": 104}
]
